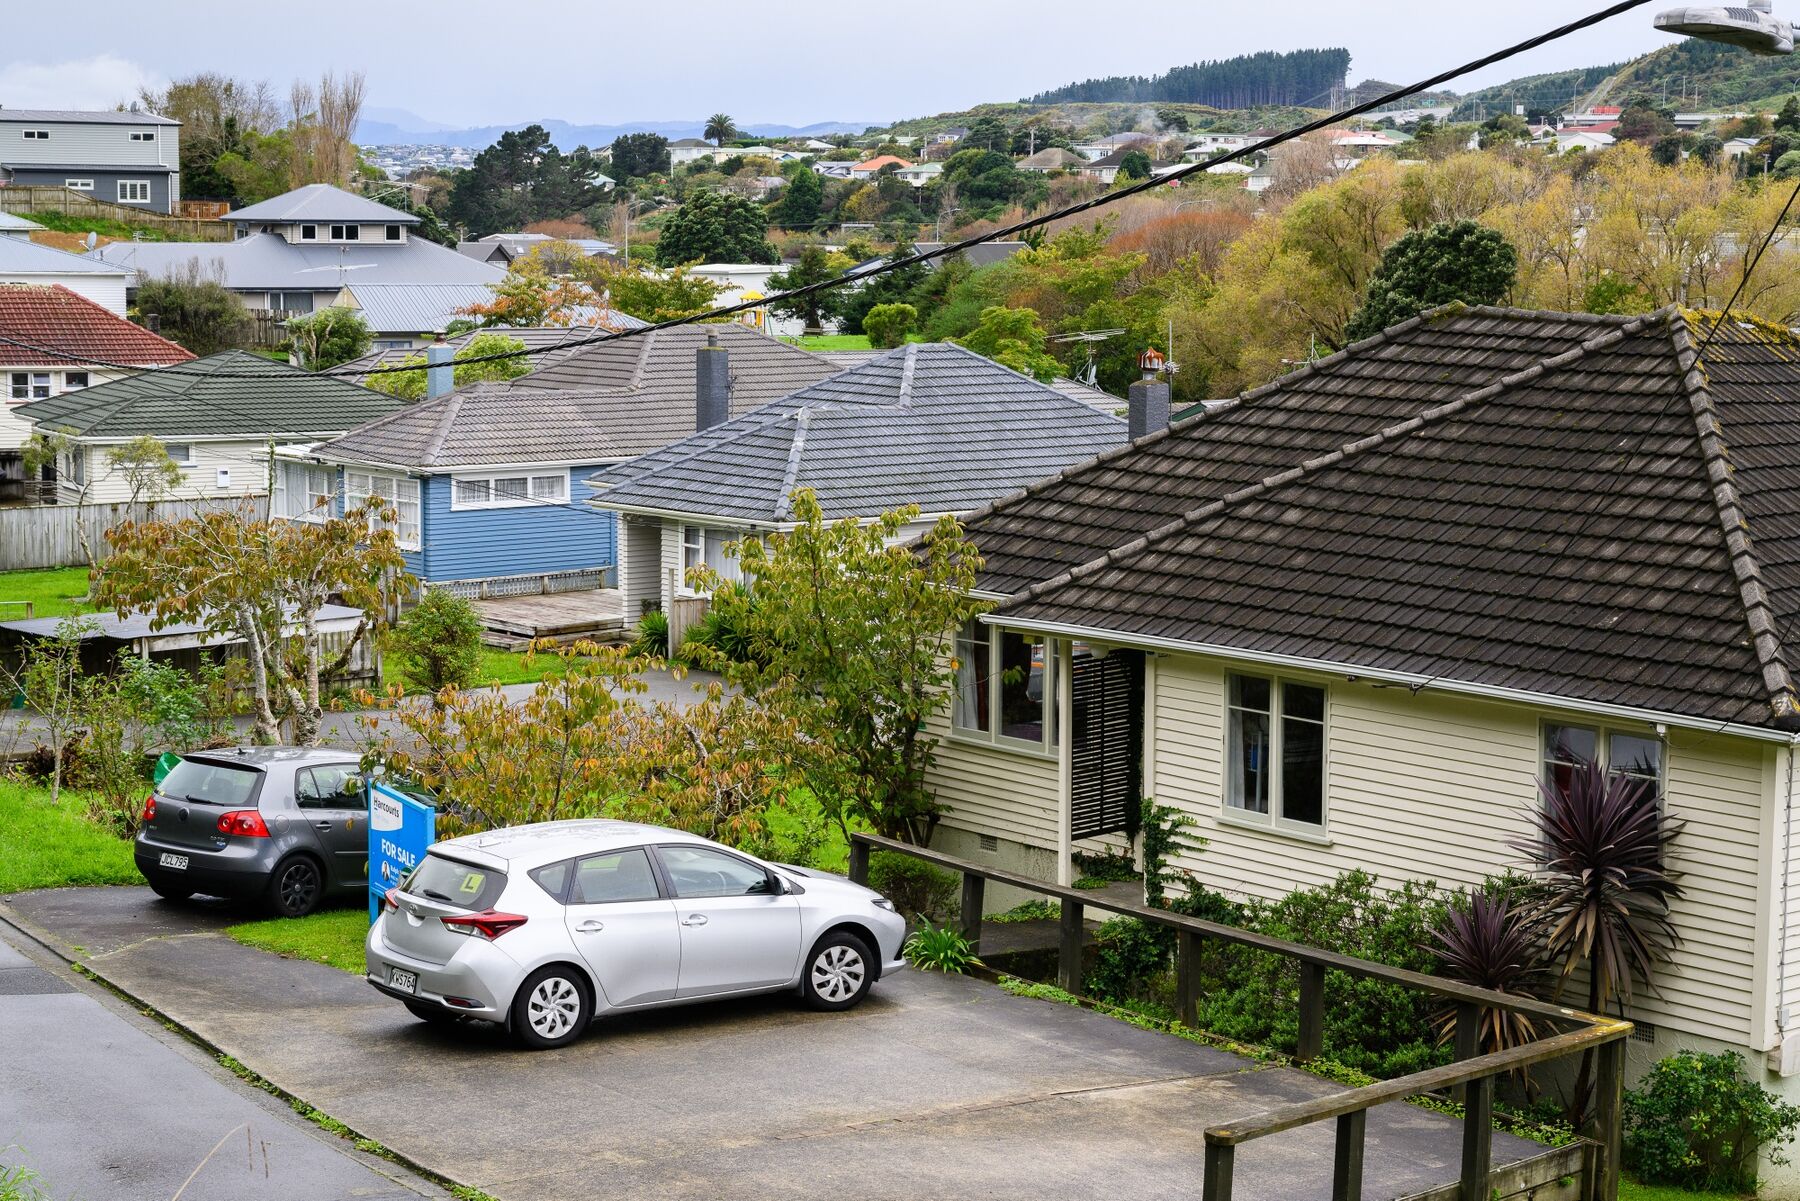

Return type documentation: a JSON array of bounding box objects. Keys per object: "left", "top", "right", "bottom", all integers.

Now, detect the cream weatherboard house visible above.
[{"left": 921, "top": 304, "right": 1800, "bottom": 1185}]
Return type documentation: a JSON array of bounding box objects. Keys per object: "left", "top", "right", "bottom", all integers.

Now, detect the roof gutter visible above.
[
  {"left": 988, "top": 612, "right": 1797, "bottom": 745},
  {"left": 588, "top": 497, "right": 975, "bottom": 534}
]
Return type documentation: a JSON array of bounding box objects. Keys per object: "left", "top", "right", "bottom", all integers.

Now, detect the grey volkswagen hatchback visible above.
[{"left": 134, "top": 747, "right": 370, "bottom": 917}]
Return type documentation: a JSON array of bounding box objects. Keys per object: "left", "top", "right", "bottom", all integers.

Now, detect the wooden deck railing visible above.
[{"left": 849, "top": 831, "right": 1630, "bottom": 1201}]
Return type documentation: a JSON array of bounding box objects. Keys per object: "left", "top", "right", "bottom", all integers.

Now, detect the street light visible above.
[{"left": 1655, "top": 0, "right": 1793, "bottom": 54}]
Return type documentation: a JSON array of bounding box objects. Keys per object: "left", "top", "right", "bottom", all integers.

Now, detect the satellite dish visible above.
[
  {"left": 1655, "top": 0, "right": 1794, "bottom": 54},
  {"left": 84, "top": 232, "right": 98, "bottom": 251}
]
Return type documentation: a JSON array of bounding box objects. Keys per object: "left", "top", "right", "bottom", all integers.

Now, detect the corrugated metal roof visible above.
[
  {"left": 0, "top": 238, "right": 133, "bottom": 276},
  {"left": 222, "top": 184, "right": 420, "bottom": 225},
  {"left": 0, "top": 211, "right": 44, "bottom": 232},
  {"left": 0, "top": 108, "right": 179, "bottom": 126},
  {"left": 97, "top": 233, "right": 504, "bottom": 291},
  {"left": 587, "top": 342, "right": 1128, "bottom": 524}
]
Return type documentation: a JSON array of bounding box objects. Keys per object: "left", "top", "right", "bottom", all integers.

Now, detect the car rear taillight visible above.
[
  {"left": 141, "top": 794, "right": 156, "bottom": 822},
  {"left": 440, "top": 910, "right": 527, "bottom": 940},
  {"left": 216, "top": 809, "right": 270, "bottom": 838},
  {"left": 382, "top": 887, "right": 401, "bottom": 914}
]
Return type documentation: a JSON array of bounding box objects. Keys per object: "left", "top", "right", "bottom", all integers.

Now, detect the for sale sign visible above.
[{"left": 368, "top": 780, "right": 436, "bottom": 923}]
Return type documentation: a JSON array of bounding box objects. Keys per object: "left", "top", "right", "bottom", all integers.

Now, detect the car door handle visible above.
[
  {"left": 681, "top": 914, "right": 708, "bottom": 927},
  {"left": 575, "top": 920, "right": 604, "bottom": 933},
  {"left": 314, "top": 821, "right": 332, "bottom": 830}
]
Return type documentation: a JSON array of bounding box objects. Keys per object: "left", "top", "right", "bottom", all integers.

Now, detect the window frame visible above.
[
  {"left": 9, "top": 372, "right": 51, "bottom": 401},
  {"left": 948, "top": 620, "right": 1054, "bottom": 757},
  {"left": 674, "top": 522, "right": 747, "bottom": 596},
  {"left": 568, "top": 846, "right": 666, "bottom": 905},
  {"left": 129, "top": 130, "right": 156, "bottom": 142},
  {"left": 330, "top": 224, "right": 360, "bottom": 241},
  {"left": 299, "top": 224, "right": 317, "bottom": 241},
  {"left": 116, "top": 179, "right": 151, "bottom": 204},
  {"left": 64, "top": 178, "right": 94, "bottom": 191},
  {"left": 1221, "top": 671, "right": 1330, "bottom": 838},
  {"left": 294, "top": 763, "right": 361, "bottom": 810},
  {"left": 161, "top": 441, "right": 193, "bottom": 466},
  {"left": 384, "top": 224, "right": 402, "bottom": 241},
  {"left": 61, "top": 371, "right": 89, "bottom": 390},
  {"left": 344, "top": 469, "right": 421, "bottom": 550},
  {"left": 22, "top": 129, "right": 49, "bottom": 140},
  {"left": 448, "top": 468, "right": 569, "bottom": 512},
  {"left": 273, "top": 461, "right": 336, "bottom": 523},
  {"left": 650, "top": 843, "right": 780, "bottom": 899},
  {"left": 1540, "top": 720, "right": 1664, "bottom": 799}
]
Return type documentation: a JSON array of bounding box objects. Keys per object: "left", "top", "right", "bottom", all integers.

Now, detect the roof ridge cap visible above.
[
  {"left": 774, "top": 406, "right": 813, "bottom": 521},
  {"left": 896, "top": 342, "right": 919, "bottom": 408},
  {"left": 420, "top": 390, "right": 466, "bottom": 469},
  {"left": 998, "top": 311, "right": 1658, "bottom": 614},
  {"left": 1666, "top": 309, "right": 1800, "bottom": 726}
]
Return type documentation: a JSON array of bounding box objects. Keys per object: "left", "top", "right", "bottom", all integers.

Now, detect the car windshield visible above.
[
  {"left": 159, "top": 758, "right": 260, "bottom": 806},
  {"left": 404, "top": 854, "right": 506, "bottom": 911}
]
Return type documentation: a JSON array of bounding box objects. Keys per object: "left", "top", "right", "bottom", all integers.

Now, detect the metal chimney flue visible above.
[
  {"left": 696, "top": 332, "right": 730, "bottom": 431},
  {"left": 425, "top": 340, "right": 454, "bottom": 400}
]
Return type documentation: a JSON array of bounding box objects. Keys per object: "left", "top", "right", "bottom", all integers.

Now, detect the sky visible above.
[{"left": 0, "top": 1, "right": 1681, "bottom": 130}]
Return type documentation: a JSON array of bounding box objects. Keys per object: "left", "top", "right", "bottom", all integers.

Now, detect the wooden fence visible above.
[
  {"left": 0, "top": 497, "right": 268, "bottom": 573},
  {"left": 0, "top": 186, "right": 230, "bottom": 241}
]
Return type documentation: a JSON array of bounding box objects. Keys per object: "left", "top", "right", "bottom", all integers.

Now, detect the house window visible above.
[
  {"left": 273, "top": 462, "right": 335, "bottom": 521},
  {"left": 129, "top": 131, "right": 156, "bottom": 142},
  {"left": 162, "top": 442, "right": 193, "bottom": 465},
  {"left": 345, "top": 470, "right": 421, "bottom": 549},
  {"left": 385, "top": 224, "right": 401, "bottom": 241},
  {"left": 23, "top": 129, "right": 48, "bottom": 140},
  {"left": 951, "top": 622, "right": 1051, "bottom": 753},
  {"left": 268, "top": 292, "right": 314, "bottom": 314},
  {"left": 1542, "top": 723, "right": 1662, "bottom": 797},
  {"left": 330, "top": 224, "right": 360, "bottom": 241},
  {"left": 299, "top": 224, "right": 317, "bottom": 240},
  {"left": 65, "top": 178, "right": 94, "bottom": 191},
  {"left": 1225, "top": 673, "right": 1326, "bottom": 830},
  {"left": 450, "top": 470, "right": 569, "bottom": 511},
  {"left": 117, "top": 180, "right": 152, "bottom": 203},
  {"left": 65, "top": 448, "right": 85, "bottom": 486},
  {"left": 62, "top": 372, "right": 88, "bottom": 390},
  {"left": 677, "top": 524, "right": 748, "bottom": 595},
  {"left": 9, "top": 372, "right": 51, "bottom": 400}
]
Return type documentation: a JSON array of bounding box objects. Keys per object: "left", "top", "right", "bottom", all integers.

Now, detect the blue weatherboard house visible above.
[{"left": 293, "top": 324, "right": 840, "bottom": 589}]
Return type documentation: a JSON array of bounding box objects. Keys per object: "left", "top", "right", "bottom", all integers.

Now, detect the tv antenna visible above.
[{"left": 1050, "top": 328, "right": 1126, "bottom": 385}]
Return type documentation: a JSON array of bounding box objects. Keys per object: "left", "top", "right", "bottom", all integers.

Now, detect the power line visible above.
[{"left": 0, "top": 0, "right": 1657, "bottom": 383}]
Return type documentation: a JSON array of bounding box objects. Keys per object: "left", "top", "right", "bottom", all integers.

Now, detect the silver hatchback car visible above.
[{"left": 365, "top": 819, "right": 908, "bottom": 1049}]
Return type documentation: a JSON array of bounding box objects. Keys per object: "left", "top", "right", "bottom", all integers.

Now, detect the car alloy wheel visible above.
[
  {"left": 272, "top": 858, "right": 321, "bottom": 917},
  {"left": 527, "top": 976, "right": 582, "bottom": 1040},
  {"left": 811, "top": 942, "right": 866, "bottom": 1004}
]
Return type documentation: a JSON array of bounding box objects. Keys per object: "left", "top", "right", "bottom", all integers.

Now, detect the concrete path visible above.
[
  {"left": 0, "top": 919, "right": 444, "bottom": 1201},
  {"left": 1, "top": 887, "right": 1560, "bottom": 1201}
]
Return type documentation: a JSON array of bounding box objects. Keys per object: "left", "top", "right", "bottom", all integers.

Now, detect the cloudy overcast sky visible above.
[{"left": 2, "top": 1, "right": 1679, "bottom": 129}]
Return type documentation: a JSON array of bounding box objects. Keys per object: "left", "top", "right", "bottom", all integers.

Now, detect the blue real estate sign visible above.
[{"left": 368, "top": 781, "right": 436, "bottom": 922}]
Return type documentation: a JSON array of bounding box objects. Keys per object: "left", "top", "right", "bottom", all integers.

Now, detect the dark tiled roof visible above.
[
  {"left": 512, "top": 322, "right": 834, "bottom": 401},
  {"left": 979, "top": 305, "right": 1800, "bottom": 729},
  {"left": 587, "top": 342, "right": 1127, "bottom": 523},
  {"left": 14, "top": 349, "right": 405, "bottom": 439}
]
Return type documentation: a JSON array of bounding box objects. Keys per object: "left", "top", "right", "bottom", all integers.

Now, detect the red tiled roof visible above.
[{"left": 0, "top": 284, "right": 193, "bottom": 369}]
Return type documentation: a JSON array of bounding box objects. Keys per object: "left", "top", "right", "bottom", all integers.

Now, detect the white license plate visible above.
[
  {"left": 158, "top": 853, "right": 189, "bottom": 871},
  {"left": 388, "top": 967, "right": 418, "bottom": 995}
]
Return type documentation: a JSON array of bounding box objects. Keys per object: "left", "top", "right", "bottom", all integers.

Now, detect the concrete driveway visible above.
[{"left": 1, "top": 887, "right": 1563, "bottom": 1201}]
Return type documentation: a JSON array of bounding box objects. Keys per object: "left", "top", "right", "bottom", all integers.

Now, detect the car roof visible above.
[
  {"left": 184, "top": 746, "right": 357, "bottom": 769},
  {"left": 437, "top": 820, "right": 713, "bottom": 867}
]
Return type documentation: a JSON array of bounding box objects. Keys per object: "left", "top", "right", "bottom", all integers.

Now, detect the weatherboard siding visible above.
[
  {"left": 417, "top": 469, "right": 614, "bottom": 584},
  {"left": 72, "top": 438, "right": 271, "bottom": 505},
  {"left": 1145, "top": 651, "right": 1768, "bottom": 1047},
  {"left": 926, "top": 707, "right": 1063, "bottom": 851}
]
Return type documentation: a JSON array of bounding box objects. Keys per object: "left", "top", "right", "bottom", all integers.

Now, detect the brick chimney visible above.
[
  {"left": 696, "top": 332, "right": 730, "bottom": 431},
  {"left": 1127, "top": 376, "right": 1170, "bottom": 440}
]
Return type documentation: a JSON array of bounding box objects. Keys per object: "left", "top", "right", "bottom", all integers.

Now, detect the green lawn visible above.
[
  {"left": 0, "top": 778, "right": 138, "bottom": 894},
  {"left": 791, "top": 334, "right": 872, "bottom": 350},
  {"left": 378, "top": 647, "right": 568, "bottom": 692},
  {"left": 0, "top": 566, "right": 95, "bottom": 621},
  {"left": 1620, "top": 1179, "right": 1750, "bottom": 1201},
  {"left": 227, "top": 907, "right": 370, "bottom": 973}
]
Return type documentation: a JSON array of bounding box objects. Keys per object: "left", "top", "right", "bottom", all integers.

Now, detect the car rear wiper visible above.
[{"left": 418, "top": 888, "right": 457, "bottom": 903}]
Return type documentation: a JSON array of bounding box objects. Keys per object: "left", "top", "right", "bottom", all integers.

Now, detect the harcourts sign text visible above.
[{"left": 369, "top": 781, "right": 436, "bottom": 922}]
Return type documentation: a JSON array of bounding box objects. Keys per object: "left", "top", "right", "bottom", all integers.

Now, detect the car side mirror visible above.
[{"left": 760, "top": 873, "right": 787, "bottom": 896}]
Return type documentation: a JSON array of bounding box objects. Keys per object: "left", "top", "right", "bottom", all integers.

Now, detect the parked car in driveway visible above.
[
  {"left": 365, "top": 819, "right": 908, "bottom": 1049},
  {"left": 134, "top": 747, "right": 369, "bottom": 917}
]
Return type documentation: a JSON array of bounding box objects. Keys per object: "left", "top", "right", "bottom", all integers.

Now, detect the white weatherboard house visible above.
[
  {"left": 924, "top": 304, "right": 1800, "bottom": 1189},
  {"left": 0, "top": 107, "right": 182, "bottom": 212}
]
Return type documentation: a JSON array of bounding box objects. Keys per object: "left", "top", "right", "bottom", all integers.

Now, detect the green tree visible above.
[
  {"left": 768, "top": 162, "right": 824, "bottom": 231},
  {"left": 954, "top": 306, "right": 1062, "bottom": 382},
  {"left": 692, "top": 490, "right": 984, "bottom": 844},
  {"left": 367, "top": 333, "right": 531, "bottom": 401},
  {"left": 446, "top": 125, "right": 611, "bottom": 238},
  {"left": 766, "top": 245, "right": 843, "bottom": 333},
  {"left": 133, "top": 262, "right": 243, "bottom": 356},
  {"left": 597, "top": 262, "right": 727, "bottom": 321},
  {"left": 837, "top": 244, "right": 931, "bottom": 334},
  {"left": 106, "top": 436, "right": 182, "bottom": 513},
  {"left": 18, "top": 616, "right": 95, "bottom": 802},
  {"left": 863, "top": 302, "right": 917, "bottom": 348},
  {"left": 389, "top": 589, "right": 484, "bottom": 701},
  {"left": 1117, "top": 150, "right": 1153, "bottom": 181},
  {"left": 704, "top": 113, "right": 738, "bottom": 146},
  {"left": 654, "top": 190, "right": 777, "bottom": 266},
  {"left": 1345, "top": 220, "right": 1517, "bottom": 341},
  {"left": 286, "top": 307, "right": 373, "bottom": 370},
  {"left": 1775, "top": 95, "right": 1800, "bottom": 132},
  {"left": 610, "top": 132, "right": 670, "bottom": 178}
]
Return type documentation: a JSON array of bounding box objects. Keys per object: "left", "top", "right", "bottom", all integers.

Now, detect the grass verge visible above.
[
  {"left": 226, "top": 906, "right": 369, "bottom": 973},
  {"left": 0, "top": 566, "right": 95, "bottom": 622},
  {"left": 378, "top": 647, "right": 568, "bottom": 692},
  {"left": 1620, "top": 1180, "right": 1750, "bottom": 1201},
  {"left": 0, "top": 778, "right": 138, "bottom": 894}
]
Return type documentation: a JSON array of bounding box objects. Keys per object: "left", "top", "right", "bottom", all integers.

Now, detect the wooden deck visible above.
[{"left": 471, "top": 588, "right": 629, "bottom": 649}]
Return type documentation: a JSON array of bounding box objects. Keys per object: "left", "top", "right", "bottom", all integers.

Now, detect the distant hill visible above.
[
  {"left": 1026, "top": 48, "right": 1353, "bottom": 109},
  {"left": 1452, "top": 40, "right": 1800, "bottom": 121},
  {"left": 355, "top": 114, "right": 877, "bottom": 150}
]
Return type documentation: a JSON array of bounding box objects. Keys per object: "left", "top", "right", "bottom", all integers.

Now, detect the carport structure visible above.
[{"left": 2, "top": 885, "right": 1603, "bottom": 1201}]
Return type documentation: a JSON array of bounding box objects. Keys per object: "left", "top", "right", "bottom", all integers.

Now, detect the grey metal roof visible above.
[
  {"left": 0, "top": 211, "right": 44, "bottom": 233},
  {"left": 334, "top": 323, "right": 648, "bottom": 384},
  {"left": 0, "top": 108, "right": 179, "bottom": 126},
  {"left": 970, "top": 304, "right": 1800, "bottom": 731},
  {"left": 14, "top": 349, "right": 406, "bottom": 439},
  {"left": 0, "top": 238, "right": 133, "bottom": 276},
  {"left": 586, "top": 342, "right": 1127, "bottom": 524},
  {"left": 2, "top": 161, "right": 176, "bottom": 173},
  {"left": 913, "top": 241, "right": 1029, "bottom": 269},
  {"left": 222, "top": 184, "right": 420, "bottom": 225},
  {"left": 97, "top": 233, "right": 504, "bottom": 291},
  {"left": 2, "top": 604, "right": 361, "bottom": 642},
  {"left": 315, "top": 324, "right": 840, "bottom": 470}
]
